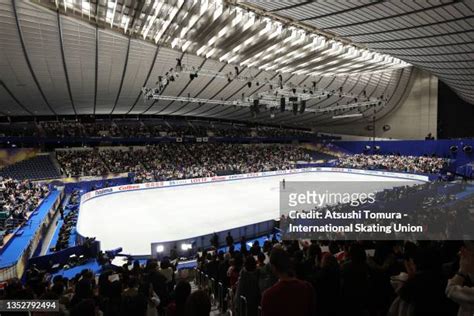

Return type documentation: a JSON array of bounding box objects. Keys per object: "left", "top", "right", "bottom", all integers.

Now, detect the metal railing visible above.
[
  {"left": 238, "top": 295, "right": 248, "bottom": 316},
  {"left": 195, "top": 268, "right": 262, "bottom": 316}
]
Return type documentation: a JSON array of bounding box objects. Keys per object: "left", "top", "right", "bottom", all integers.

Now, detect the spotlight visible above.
[
  {"left": 181, "top": 243, "right": 192, "bottom": 251},
  {"left": 450, "top": 145, "right": 458, "bottom": 153},
  {"left": 463, "top": 145, "right": 472, "bottom": 153},
  {"left": 156, "top": 245, "right": 165, "bottom": 253}
]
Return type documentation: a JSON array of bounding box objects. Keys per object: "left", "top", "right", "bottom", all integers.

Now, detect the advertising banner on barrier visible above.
[{"left": 81, "top": 168, "right": 429, "bottom": 205}]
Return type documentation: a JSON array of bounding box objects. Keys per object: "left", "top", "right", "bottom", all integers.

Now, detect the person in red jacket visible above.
[{"left": 261, "top": 247, "right": 316, "bottom": 316}]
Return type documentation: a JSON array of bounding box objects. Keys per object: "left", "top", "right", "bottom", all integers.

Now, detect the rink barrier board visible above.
[
  {"left": 77, "top": 168, "right": 429, "bottom": 257},
  {"left": 80, "top": 167, "right": 429, "bottom": 205}
]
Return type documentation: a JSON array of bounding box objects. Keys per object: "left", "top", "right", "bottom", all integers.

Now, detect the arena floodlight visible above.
[
  {"left": 181, "top": 243, "right": 192, "bottom": 251},
  {"left": 332, "top": 113, "right": 363, "bottom": 119},
  {"left": 156, "top": 245, "right": 165, "bottom": 253}
]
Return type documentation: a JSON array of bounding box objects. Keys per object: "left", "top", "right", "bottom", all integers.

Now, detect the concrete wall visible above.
[{"left": 319, "top": 68, "right": 438, "bottom": 140}]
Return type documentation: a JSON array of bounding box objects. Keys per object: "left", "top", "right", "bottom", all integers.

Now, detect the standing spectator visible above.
[
  {"left": 226, "top": 232, "right": 234, "bottom": 248},
  {"left": 234, "top": 256, "right": 260, "bottom": 316},
  {"left": 340, "top": 243, "right": 371, "bottom": 316},
  {"left": 166, "top": 281, "right": 191, "bottom": 316},
  {"left": 261, "top": 248, "right": 315, "bottom": 316},
  {"left": 184, "top": 290, "right": 211, "bottom": 316}
]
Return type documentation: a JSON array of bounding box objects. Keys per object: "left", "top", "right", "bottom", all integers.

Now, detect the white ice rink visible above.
[{"left": 77, "top": 171, "right": 422, "bottom": 255}]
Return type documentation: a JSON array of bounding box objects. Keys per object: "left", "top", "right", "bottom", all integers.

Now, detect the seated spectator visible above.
[{"left": 446, "top": 241, "right": 474, "bottom": 316}]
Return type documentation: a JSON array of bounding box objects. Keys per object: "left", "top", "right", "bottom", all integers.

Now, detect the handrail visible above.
[
  {"left": 218, "top": 281, "right": 225, "bottom": 312},
  {"left": 239, "top": 295, "right": 248, "bottom": 316}
]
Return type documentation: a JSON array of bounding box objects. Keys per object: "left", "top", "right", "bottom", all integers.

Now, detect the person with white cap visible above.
[{"left": 446, "top": 240, "right": 474, "bottom": 316}]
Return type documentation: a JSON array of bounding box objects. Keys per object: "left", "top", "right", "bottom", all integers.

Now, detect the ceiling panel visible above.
[
  {"left": 95, "top": 30, "right": 129, "bottom": 114},
  {"left": 17, "top": 1, "right": 73, "bottom": 114},
  {"left": 61, "top": 15, "right": 96, "bottom": 115}
]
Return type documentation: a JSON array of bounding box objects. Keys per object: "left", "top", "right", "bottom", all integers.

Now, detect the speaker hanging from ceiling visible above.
[
  {"left": 289, "top": 96, "right": 298, "bottom": 102},
  {"left": 292, "top": 103, "right": 298, "bottom": 115},
  {"left": 280, "top": 97, "right": 285, "bottom": 112}
]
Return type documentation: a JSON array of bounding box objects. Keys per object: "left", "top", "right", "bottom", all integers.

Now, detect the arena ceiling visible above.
[
  {"left": 241, "top": 0, "right": 474, "bottom": 104},
  {"left": 0, "top": 0, "right": 471, "bottom": 128}
]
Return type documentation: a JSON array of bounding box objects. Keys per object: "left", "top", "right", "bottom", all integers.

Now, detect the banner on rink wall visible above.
[{"left": 81, "top": 168, "right": 429, "bottom": 205}]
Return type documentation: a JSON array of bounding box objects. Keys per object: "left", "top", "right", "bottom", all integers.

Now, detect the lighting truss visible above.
[
  {"left": 142, "top": 90, "right": 385, "bottom": 114},
  {"left": 151, "top": 62, "right": 386, "bottom": 105}
]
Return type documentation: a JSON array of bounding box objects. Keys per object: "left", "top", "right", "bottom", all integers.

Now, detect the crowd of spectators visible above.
[
  {"left": 54, "top": 190, "right": 81, "bottom": 252},
  {"left": 337, "top": 154, "right": 448, "bottom": 174},
  {"left": 282, "top": 180, "right": 474, "bottom": 241},
  {"left": 56, "top": 144, "right": 312, "bottom": 180},
  {"left": 197, "top": 239, "right": 474, "bottom": 316},
  {"left": 0, "top": 177, "right": 49, "bottom": 243},
  {"left": 1, "top": 257, "right": 211, "bottom": 316},
  {"left": 33, "top": 120, "right": 316, "bottom": 139},
  {"left": 4, "top": 119, "right": 318, "bottom": 140},
  {"left": 2, "top": 238, "right": 472, "bottom": 316},
  {"left": 57, "top": 150, "right": 109, "bottom": 177}
]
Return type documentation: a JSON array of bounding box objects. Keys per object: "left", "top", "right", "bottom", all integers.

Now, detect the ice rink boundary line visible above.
[{"left": 80, "top": 169, "right": 430, "bottom": 205}]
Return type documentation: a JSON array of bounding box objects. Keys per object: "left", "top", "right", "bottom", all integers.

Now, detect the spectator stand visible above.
[
  {"left": 334, "top": 139, "right": 474, "bottom": 172},
  {"left": 0, "top": 188, "right": 63, "bottom": 281}
]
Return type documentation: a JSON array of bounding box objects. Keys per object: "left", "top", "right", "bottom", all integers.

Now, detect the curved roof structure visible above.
[
  {"left": 0, "top": 0, "right": 470, "bottom": 128},
  {"left": 241, "top": 0, "right": 474, "bottom": 104}
]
